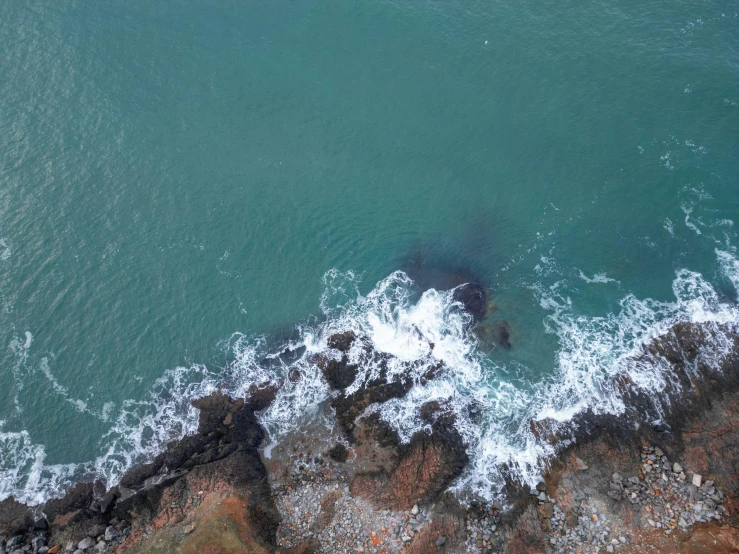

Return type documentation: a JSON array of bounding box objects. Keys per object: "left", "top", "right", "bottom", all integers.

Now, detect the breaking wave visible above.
[{"left": 2, "top": 248, "right": 738, "bottom": 505}]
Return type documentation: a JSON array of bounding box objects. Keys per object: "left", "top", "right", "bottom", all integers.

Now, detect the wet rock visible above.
[
  {"left": 333, "top": 374, "right": 412, "bottom": 437},
  {"left": 316, "top": 354, "right": 358, "bottom": 391},
  {"left": 452, "top": 283, "right": 488, "bottom": 320},
  {"left": 419, "top": 401, "right": 442, "bottom": 423},
  {"left": 245, "top": 381, "right": 280, "bottom": 412},
  {"left": 327, "top": 443, "right": 348, "bottom": 463},
  {"left": 327, "top": 331, "right": 357, "bottom": 352},
  {"left": 98, "top": 489, "right": 118, "bottom": 515}
]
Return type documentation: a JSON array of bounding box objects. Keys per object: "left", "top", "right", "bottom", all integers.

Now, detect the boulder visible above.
[{"left": 452, "top": 283, "right": 488, "bottom": 320}]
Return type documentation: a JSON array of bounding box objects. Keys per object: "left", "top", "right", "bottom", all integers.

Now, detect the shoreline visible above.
[{"left": 1, "top": 320, "right": 739, "bottom": 553}]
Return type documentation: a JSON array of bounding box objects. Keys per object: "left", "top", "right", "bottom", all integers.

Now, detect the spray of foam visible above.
[
  {"left": 0, "top": 238, "right": 10, "bottom": 261},
  {"left": 2, "top": 249, "right": 739, "bottom": 505}
]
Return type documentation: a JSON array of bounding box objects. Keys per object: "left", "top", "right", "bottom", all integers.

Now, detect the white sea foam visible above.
[
  {"left": 0, "top": 238, "right": 10, "bottom": 261},
  {"left": 577, "top": 270, "right": 619, "bottom": 284},
  {"left": 2, "top": 249, "right": 738, "bottom": 506}
]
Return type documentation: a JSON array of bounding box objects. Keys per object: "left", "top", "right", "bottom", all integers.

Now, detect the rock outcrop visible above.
[{"left": 4, "top": 320, "right": 739, "bottom": 554}]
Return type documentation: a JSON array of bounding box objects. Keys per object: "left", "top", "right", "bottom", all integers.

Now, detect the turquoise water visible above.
[{"left": 1, "top": 1, "right": 737, "bottom": 503}]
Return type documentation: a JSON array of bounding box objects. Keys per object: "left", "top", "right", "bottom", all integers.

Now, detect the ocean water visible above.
[{"left": 0, "top": 1, "right": 737, "bottom": 504}]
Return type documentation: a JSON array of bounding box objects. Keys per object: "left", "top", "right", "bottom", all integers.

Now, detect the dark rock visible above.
[
  {"left": 435, "top": 535, "right": 447, "bottom": 546},
  {"left": 42, "top": 482, "right": 94, "bottom": 523},
  {"left": 119, "top": 462, "right": 160, "bottom": 490},
  {"left": 192, "top": 392, "right": 241, "bottom": 436},
  {"left": 33, "top": 518, "right": 48, "bottom": 531},
  {"left": 452, "top": 283, "right": 488, "bottom": 320},
  {"left": 316, "top": 354, "right": 358, "bottom": 391},
  {"left": 245, "top": 381, "right": 280, "bottom": 412},
  {"left": 0, "top": 497, "right": 33, "bottom": 537},
  {"left": 333, "top": 375, "right": 412, "bottom": 437},
  {"left": 327, "top": 331, "right": 357, "bottom": 352},
  {"left": 361, "top": 413, "right": 401, "bottom": 448},
  {"left": 420, "top": 401, "right": 442, "bottom": 423},
  {"left": 98, "top": 489, "right": 119, "bottom": 515},
  {"left": 327, "top": 444, "right": 348, "bottom": 463}
]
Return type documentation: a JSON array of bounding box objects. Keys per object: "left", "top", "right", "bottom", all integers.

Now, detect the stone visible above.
[
  {"left": 48, "top": 547, "right": 62, "bottom": 554},
  {"left": 76, "top": 537, "right": 95, "bottom": 551},
  {"left": 411, "top": 504, "right": 419, "bottom": 515},
  {"left": 537, "top": 502, "right": 554, "bottom": 519},
  {"left": 87, "top": 525, "right": 106, "bottom": 538},
  {"left": 33, "top": 518, "right": 48, "bottom": 531},
  {"left": 672, "top": 462, "right": 683, "bottom": 473},
  {"left": 103, "top": 526, "right": 118, "bottom": 542},
  {"left": 6, "top": 537, "right": 23, "bottom": 551},
  {"left": 692, "top": 473, "right": 702, "bottom": 487},
  {"left": 65, "top": 541, "right": 77, "bottom": 552},
  {"left": 32, "top": 537, "right": 46, "bottom": 553},
  {"left": 434, "top": 536, "right": 447, "bottom": 546}
]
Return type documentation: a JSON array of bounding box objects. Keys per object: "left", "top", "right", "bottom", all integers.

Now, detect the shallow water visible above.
[{"left": 0, "top": 1, "right": 737, "bottom": 503}]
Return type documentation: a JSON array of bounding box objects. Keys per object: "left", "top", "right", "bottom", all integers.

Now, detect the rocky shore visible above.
[{"left": 2, "top": 314, "right": 739, "bottom": 553}]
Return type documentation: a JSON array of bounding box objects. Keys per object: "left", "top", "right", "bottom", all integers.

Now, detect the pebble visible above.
[{"left": 541, "top": 444, "right": 726, "bottom": 553}]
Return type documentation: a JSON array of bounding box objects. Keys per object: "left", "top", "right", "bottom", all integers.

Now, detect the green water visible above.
[{"left": 0, "top": 1, "right": 737, "bottom": 502}]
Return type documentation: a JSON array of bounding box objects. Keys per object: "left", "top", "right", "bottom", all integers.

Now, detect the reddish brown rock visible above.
[{"left": 351, "top": 413, "right": 468, "bottom": 510}]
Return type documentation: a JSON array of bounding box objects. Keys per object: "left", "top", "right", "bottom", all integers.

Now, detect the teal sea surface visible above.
[{"left": 0, "top": 1, "right": 737, "bottom": 503}]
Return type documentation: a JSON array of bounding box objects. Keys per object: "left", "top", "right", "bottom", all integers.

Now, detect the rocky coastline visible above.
[{"left": 2, "top": 308, "right": 739, "bottom": 553}]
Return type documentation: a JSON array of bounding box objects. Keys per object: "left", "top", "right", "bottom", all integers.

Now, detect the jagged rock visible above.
[
  {"left": 327, "top": 331, "right": 356, "bottom": 352},
  {"left": 351, "top": 413, "right": 468, "bottom": 510},
  {"left": 333, "top": 374, "right": 412, "bottom": 437},
  {"left": 316, "top": 353, "right": 358, "bottom": 391}
]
